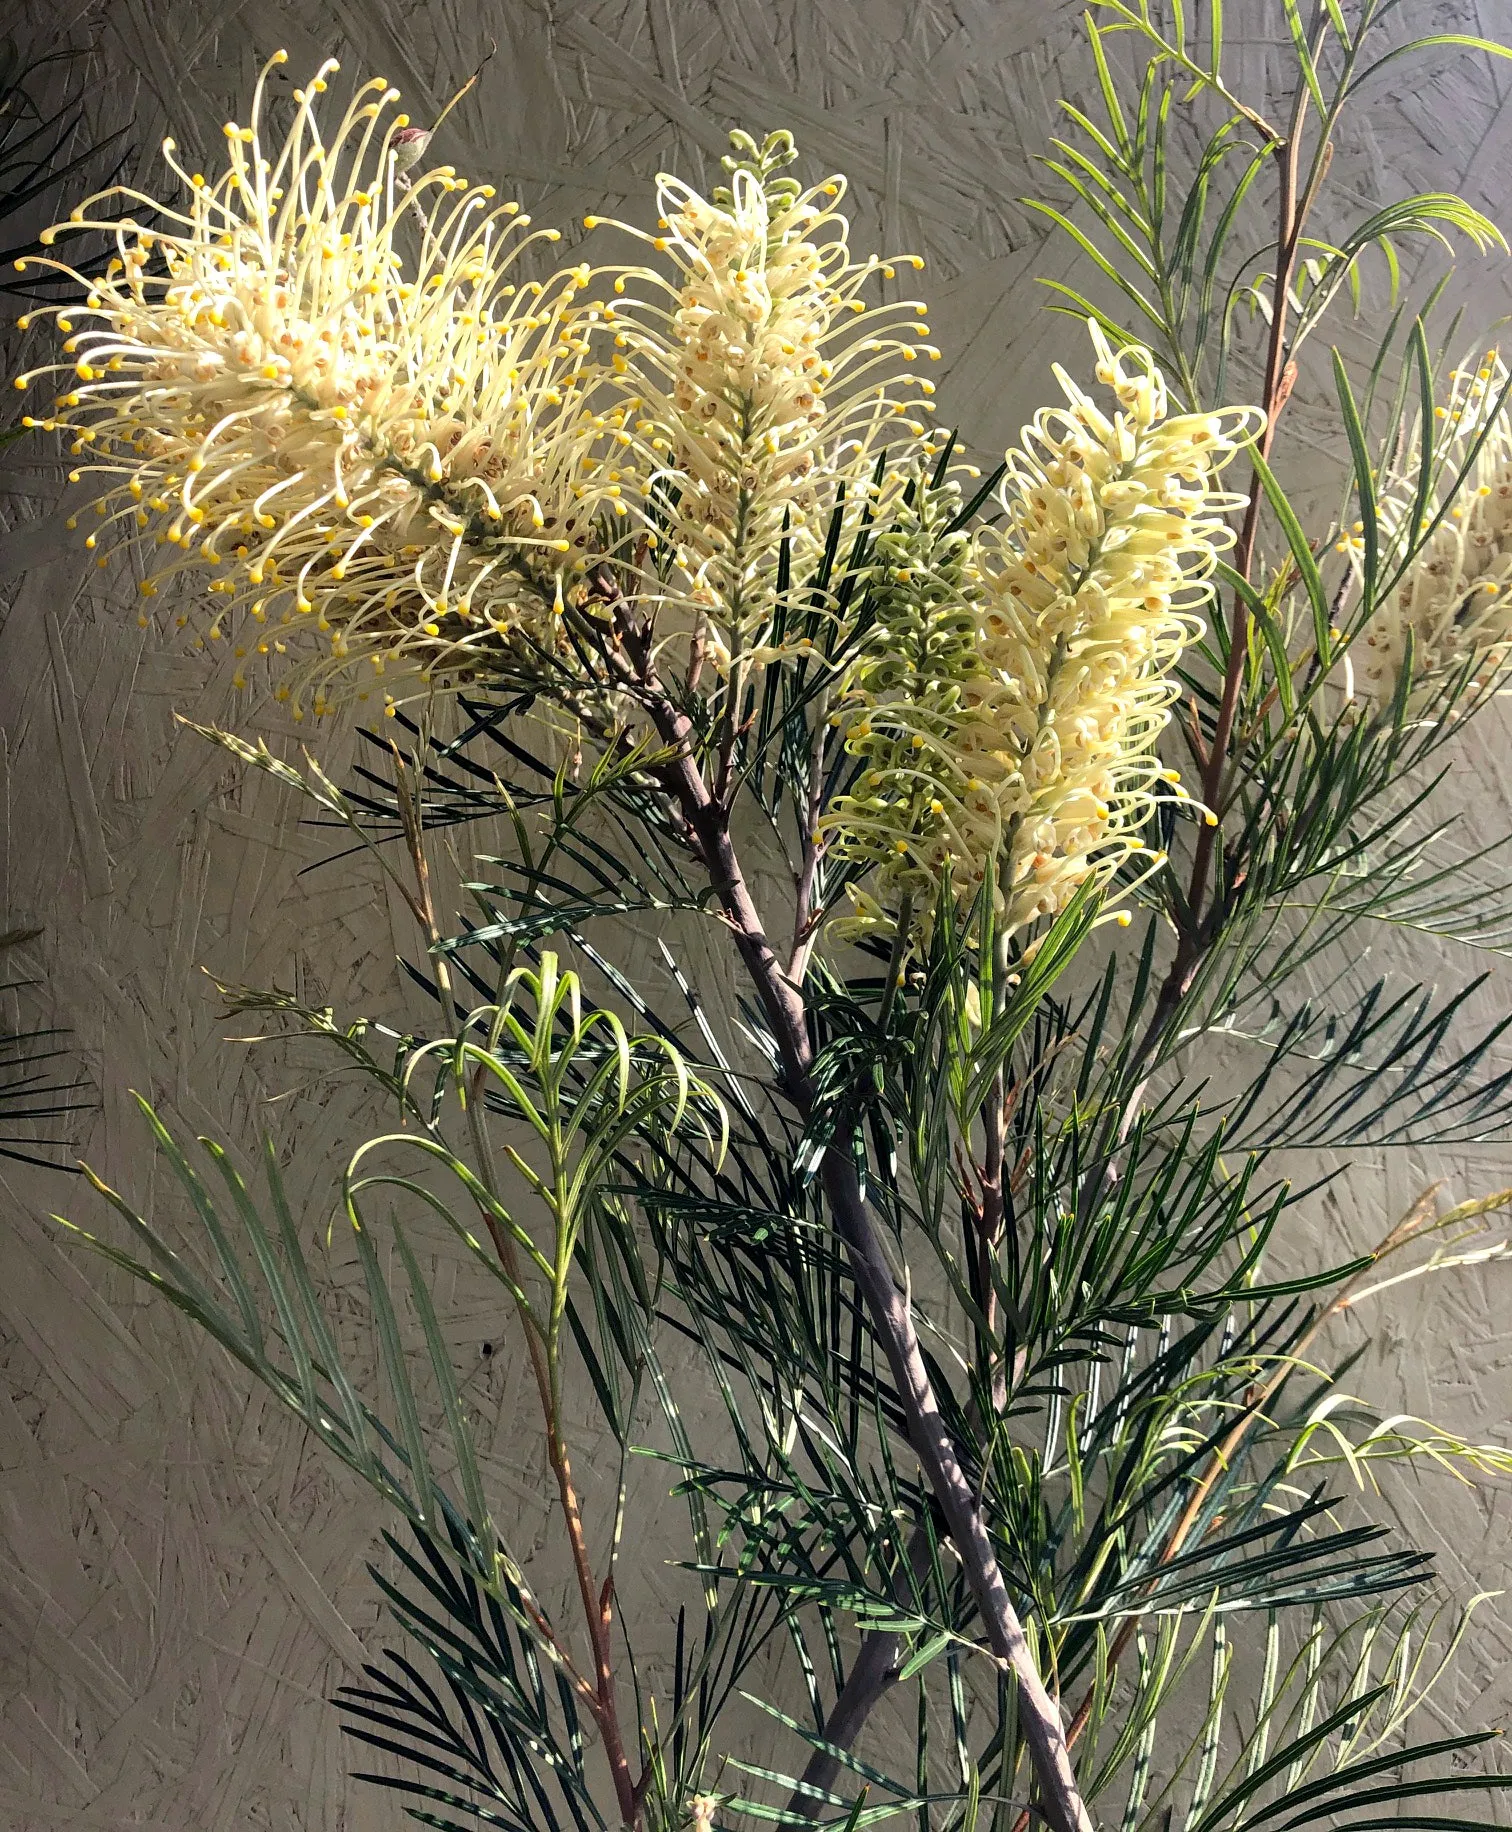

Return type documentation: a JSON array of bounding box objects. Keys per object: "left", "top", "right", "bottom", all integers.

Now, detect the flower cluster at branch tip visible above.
[
  {"left": 588, "top": 129, "right": 940, "bottom": 674},
  {"left": 1349, "top": 347, "right": 1512, "bottom": 707},
  {"left": 13, "top": 51, "right": 1259, "bottom": 931},
  {"left": 13, "top": 53, "right": 626, "bottom": 717},
  {"left": 825, "top": 324, "right": 1262, "bottom": 942}
]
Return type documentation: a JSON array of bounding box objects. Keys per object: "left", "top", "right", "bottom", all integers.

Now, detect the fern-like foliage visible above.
[{"left": 40, "top": 5, "right": 1512, "bottom": 1832}]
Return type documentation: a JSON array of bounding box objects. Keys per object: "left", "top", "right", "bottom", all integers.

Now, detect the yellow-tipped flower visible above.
[
  {"left": 825, "top": 323, "right": 1260, "bottom": 940},
  {"left": 1356, "top": 348, "right": 1512, "bottom": 706},
  {"left": 18, "top": 55, "right": 620, "bottom": 712},
  {"left": 592, "top": 130, "right": 938, "bottom": 672}
]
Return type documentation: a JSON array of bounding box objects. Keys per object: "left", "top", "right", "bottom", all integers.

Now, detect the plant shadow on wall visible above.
[
  {"left": 17, "top": 5, "right": 1512, "bottom": 1829},
  {"left": 1, "top": 34, "right": 137, "bottom": 414},
  {"left": 0, "top": 38, "right": 137, "bottom": 1165}
]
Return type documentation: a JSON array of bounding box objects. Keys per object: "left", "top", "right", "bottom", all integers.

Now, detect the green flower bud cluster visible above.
[
  {"left": 823, "top": 478, "right": 997, "bottom": 919},
  {"left": 711, "top": 127, "right": 802, "bottom": 218}
]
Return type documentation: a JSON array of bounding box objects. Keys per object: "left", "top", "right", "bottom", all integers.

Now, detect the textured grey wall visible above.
[{"left": 5, "top": 2, "right": 1512, "bottom": 1827}]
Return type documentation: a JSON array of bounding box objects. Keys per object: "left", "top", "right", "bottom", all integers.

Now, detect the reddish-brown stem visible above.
[
  {"left": 553, "top": 103, "right": 1316, "bottom": 1801},
  {"left": 1011, "top": 102, "right": 1327, "bottom": 1832},
  {"left": 402, "top": 733, "right": 637, "bottom": 1818},
  {"left": 397, "top": 781, "right": 613, "bottom": 1739},
  {"left": 1123, "top": 100, "right": 1315, "bottom": 1094},
  {"left": 464, "top": 1060, "right": 640, "bottom": 1828},
  {"left": 546, "top": 1410, "right": 639, "bottom": 1823},
  {"left": 1181, "top": 114, "right": 1308, "bottom": 955},
  {"left": 391, "top": 742, "right": 459, "bottom": 1012},
  {"left": 602, "top": 605, "right": 1094, "bottom": 1832},
  {"left": 475, "top": 1202, "right": 639, "bottom": 1823},
  {"left": 784, "top": 1529, "right": 938, "bottom": 1820}
]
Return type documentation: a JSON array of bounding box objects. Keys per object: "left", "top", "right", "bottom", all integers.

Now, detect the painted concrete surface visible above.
[{"left": 3, "top": 2, "right": 1512, "bottom": 1825}]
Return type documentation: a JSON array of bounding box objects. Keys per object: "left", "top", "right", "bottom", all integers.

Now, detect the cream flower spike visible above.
[
  {"left": 14, "top": 53, "right": 621, "bottom": 718},
  {"left": 1354, "top": 346, "right": 1512, "bottom": 708},
  {"left": 825, "top": 321, "right": 1261, "bottom": 944},
  {"left": 585, "top": 129, "right": 942, "bottom": 675}
]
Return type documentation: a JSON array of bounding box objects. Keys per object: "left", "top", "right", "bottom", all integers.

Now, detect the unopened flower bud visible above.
[{"left": 390, "top": 126, "right": 432, "bottom": 172}]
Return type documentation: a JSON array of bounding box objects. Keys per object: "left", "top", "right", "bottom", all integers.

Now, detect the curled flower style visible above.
[
  {"left": 14, "top": 54, "right": 624, "bottom": 716},
  {"left": 588, "top": 130, "right": 940, "bottom": 676},
  {"left": 825, "top": 325, "right": 1261, "bottom": 941},
  {"left": 1351, "top": 347, "right": 1512, "bottom": 707}
]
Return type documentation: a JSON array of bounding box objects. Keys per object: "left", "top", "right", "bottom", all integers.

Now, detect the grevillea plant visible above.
[{"left": 22, "top": 6, "right": 1512, "bottom": 1831}]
